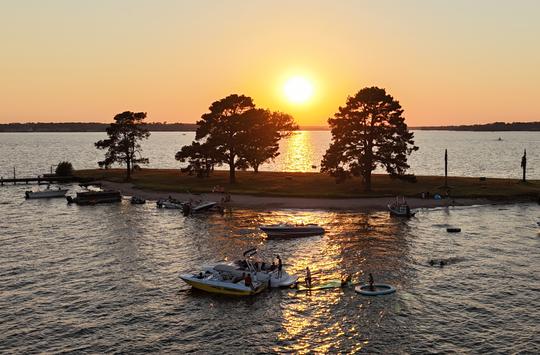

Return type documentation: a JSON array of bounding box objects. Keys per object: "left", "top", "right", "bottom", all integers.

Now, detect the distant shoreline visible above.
[{"left": 1, "top": 121, "right": 539, "bottom": 132}]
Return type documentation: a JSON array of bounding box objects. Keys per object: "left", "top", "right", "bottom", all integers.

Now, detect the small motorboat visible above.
[
  {"left": 180, "top": 272, "right": 267, "bottom": 296},
  {"left": 182, "top": 200, "right": 218, "bottom": 215},
  {"left": 388, "top": 197, "right": 415, "bottom": 217},
  {"left": 260, "top": 223, "right": 325, "bottom": 238},
  {"left": 131, "top": 196, "right": 146, "bottom": 204},
  {"left": 25, "top": 185, "right": 68, "bottom": 199},
  {"left": 156, "top": 197, "right": 183, "bottom": 209}
]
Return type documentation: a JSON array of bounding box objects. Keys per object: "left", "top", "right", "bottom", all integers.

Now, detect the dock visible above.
[{"left": 0, "top": 176, "right": 81, "bottom": 186}]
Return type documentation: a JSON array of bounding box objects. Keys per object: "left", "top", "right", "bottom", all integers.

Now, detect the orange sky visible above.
[{"left": 1, "top": 1, "right": 539, "bottom": 126}]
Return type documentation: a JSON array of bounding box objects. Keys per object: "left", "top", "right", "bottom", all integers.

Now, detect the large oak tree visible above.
[
  {"left": 95, "top": 111, "right": 150, "bottom": 180},
  {"left": 321, "top": 87, "right": 418, "bottom": 191},
  {"left": 242, "top": 109, "right": 297, "bottom": 173},
  {"left": 177, "top": 94, "right": 297, "bottom": 183}
]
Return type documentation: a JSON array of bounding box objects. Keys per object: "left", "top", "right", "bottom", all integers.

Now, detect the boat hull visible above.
[
  {"left": 25, "top": 189, "right": 69, "bottom": 199},
  {"left": 260, "top": 226, "right": 325, "bottom": 238},
  {"left": 180, "top": 275, "right": 265, "bottom": 296}
]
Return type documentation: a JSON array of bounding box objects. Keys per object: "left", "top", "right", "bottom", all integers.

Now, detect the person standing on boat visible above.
[
  {"left": 244, "top": 273, "right": 254, "bottom": 290},
  {"left": 277, "top": 255, "right": 283, "bottom": 278},
  {"left": 305, "top": 267, "right": 312, "bottom": 288}
]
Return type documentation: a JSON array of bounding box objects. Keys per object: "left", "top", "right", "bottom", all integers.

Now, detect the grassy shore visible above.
[{"left": 75, "top": 169, "right": 540, "bottom": 201}]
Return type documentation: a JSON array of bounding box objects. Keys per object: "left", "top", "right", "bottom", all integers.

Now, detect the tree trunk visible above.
[
  {"left": 229, "top": 155, "right": 236, "bottom": 184},
  {"left": 363, "top": 171, "right": 371, "bottom": 192},
  {"left": 254, "top": 164, "right": 259, "bottom": 173},
  {"left": 126, "top": 159, "right": 131, "bottom": 181}
]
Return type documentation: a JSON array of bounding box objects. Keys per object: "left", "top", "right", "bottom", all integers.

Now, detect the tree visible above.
[
  {"left": 195, "top": 94, "right": 255, "bottom": 183},
  {"left": 175, "top": 141, "right": 217, "bottom": 178},
  {"left": 321, "top": 87, "right": 418, "bottom": 191},
  {"left": 95, "top": 111, "right": 150, "bottom": 180},
  {"left": 55, "top": 161, "right": 74, "bottom": 176},
  {"left": 242, "top": 109, "right": 298, "bottom": 172}
]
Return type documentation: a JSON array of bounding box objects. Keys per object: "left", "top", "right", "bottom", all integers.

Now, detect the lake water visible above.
[
  {"left": 0, "top": 130, "right": 539, "bottom": 178},
  {"left": 1, "top": 131, "right": 540, "bottom": 353},
  {"left": 0, "top": 187, "right": 539, "bottom": 353}
]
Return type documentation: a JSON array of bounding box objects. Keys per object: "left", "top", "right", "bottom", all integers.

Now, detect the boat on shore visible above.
[
  {"left": 156, "top": 197, "right": 183, "bottom": 209},
  {"left": 25, "top": 185, "right": 68, "bottom": 199},
  {"left": 388, "top": 197, "right": 415, "bottom": 217},
  {"left": 260, "top": 223, "right": 325, "bottom": 238},
  {"left": 130, "top": 196, "right": 146, "bottom": 204},
  {"left": 66, "top": 190, "right": 122, "bottom": 205}
]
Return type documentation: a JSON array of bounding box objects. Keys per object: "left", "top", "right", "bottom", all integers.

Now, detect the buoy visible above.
[
  {"left": 447, "top": 227, "right": 461, "bottom": 233},
  {"left": 355, "top": 284, "right": 396, "bottom": 296}
]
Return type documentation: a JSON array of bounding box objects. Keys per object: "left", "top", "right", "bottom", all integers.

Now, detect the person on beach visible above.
[
  {"left": 368, "top": 273, "right": 374, "bottom": 291},
  {"left": 305, "top": 267, "right": 312, "bottom": 288}
]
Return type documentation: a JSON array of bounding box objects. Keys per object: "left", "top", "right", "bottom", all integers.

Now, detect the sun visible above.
[{"left": 283, "top": 76, "right": 314, "bottom": 104}]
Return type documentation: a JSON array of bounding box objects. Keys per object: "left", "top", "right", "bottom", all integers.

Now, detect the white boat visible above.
[
  {"left": 180, "top": 272, "right": 267, "bottom": 296},
  {"left": 25, "top": 186, "right": 68, "bottom": 199},
  {"left": 180, "top": 249, "right": 298, "bottom": 295},
  {"left": 156, "top": 198, "right": 183, "bottom": 209},
  {"left": 388, "top": 197, "right": 415, "bottom": 217},
  {"left": 260, "top": 223, "right": 325, "bottom": 238},
  {"left": 183, "top": 200, "right": 218, "bottom": 214}
]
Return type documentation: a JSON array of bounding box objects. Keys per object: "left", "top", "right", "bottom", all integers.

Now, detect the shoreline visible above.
[{"left": 99, "top": 180, "right": 492, "bottom": 211}]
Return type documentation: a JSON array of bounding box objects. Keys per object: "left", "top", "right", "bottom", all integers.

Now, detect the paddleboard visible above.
[{"left": 295, "top": 280, "right": 348, "bottom": 292}]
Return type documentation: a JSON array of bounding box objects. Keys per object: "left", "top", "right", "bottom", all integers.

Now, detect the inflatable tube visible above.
[
  {"left": 355, "top": 284, "right": 396, "bottom": 296},
  {"left": 447, "top": 227, "right": 461, "bottom": 233}
]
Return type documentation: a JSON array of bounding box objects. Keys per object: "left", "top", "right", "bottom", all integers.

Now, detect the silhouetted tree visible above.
[
  {"left": 179, "top": 94, "right": 296, "bottom": 183},
  {"left": 95, "top": 111, "right": 150, "bottom": 180},
  {"left": 55, "top": 161, "right": 74, "bottom": 176},
  {"left": 321, "top": 87, "right": 418, "bottom": 191},
  {"left": 242, "top": 109, "right": 298, "bottom": 172},
  {"left": 175, "top": 141, "right": 217, "bottom": 178}
]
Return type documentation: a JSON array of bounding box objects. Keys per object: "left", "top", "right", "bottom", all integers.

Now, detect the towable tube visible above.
[{"left": 355, "top": 284, "right": 396, "bottom": 296}]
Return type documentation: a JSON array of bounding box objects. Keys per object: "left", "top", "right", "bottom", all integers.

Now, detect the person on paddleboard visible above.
[
  {"left": 305, "top": 267, "right": 312, "bottom": 288},
  {"left": 368, "top": 273, "right": 374, "bottom": 291}
]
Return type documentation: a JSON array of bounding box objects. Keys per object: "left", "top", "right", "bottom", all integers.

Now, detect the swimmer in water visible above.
[
  {"left": 439, "top": 260, "right": 445, "bottom": 267},
  {"left": 429, "top": 259, "right": 435, "bottom": 266}
]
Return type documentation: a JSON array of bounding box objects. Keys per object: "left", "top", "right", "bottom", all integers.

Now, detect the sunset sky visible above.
[{"left": 1, "top": 0, "right": 539, "bottom": 126}]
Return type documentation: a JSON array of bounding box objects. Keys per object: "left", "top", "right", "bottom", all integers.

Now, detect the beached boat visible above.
[
  {"left": 388, "top": 197, "right": 415, "bottom": 217},
  {"left": 130, "top": 196, "right": 146, "bottom": 204},
  {"left": 156, "top": 198, "right": 183, "bottom": 209},
  {"left": 66, "top": 190, "right": 121, "bottom": 205},
  {"left": 25, "top": 186, "right": 68, "bottom": 199},
  {"left": 260, "top": 223, "right": 325, "bottom": 238},
  {"left": 182, "top": 200, "right": 218, "bottom": 215}
]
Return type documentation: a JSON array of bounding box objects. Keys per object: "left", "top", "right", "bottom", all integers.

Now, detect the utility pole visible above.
[
  {"left": 444, "top": 149, "right": 448, "bottom": 187},
  {"left": 521, "top": 149, "right": 527, "bottom": 182}
]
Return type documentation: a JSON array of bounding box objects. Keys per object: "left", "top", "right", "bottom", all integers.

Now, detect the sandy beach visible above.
[{"left": 99, "top": 180, "right": 491, "bottom": 210}]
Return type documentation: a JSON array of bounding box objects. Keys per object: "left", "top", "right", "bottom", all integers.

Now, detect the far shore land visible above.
[{"left": 75, "top": 169, "right": 540, "bottom": 211}]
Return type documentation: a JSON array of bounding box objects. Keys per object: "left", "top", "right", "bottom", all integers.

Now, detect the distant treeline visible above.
[
  {"left": 414, "top": 121, "right": 540, "bottom": 131},
  {"left": 0, "top": 122, "right": 330, "bottom": 132},
  {"left": 0, "top": 122, "right": 198, "bottom": 132}
]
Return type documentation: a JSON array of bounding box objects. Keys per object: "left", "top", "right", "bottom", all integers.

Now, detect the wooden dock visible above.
[{"left": 0, "top": 176, "right": 78, "bottom": 186}]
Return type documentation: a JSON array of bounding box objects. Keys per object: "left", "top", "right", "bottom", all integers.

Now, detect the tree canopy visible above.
[
  {"left": 176, "top": 94, "right": 297, "bottom": 183},
  {"left": 321, "top": 87, "right": 418, "bottom": 191},
  {"left": 95, "top": 111, "right": 150, "bottom": 180}
]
